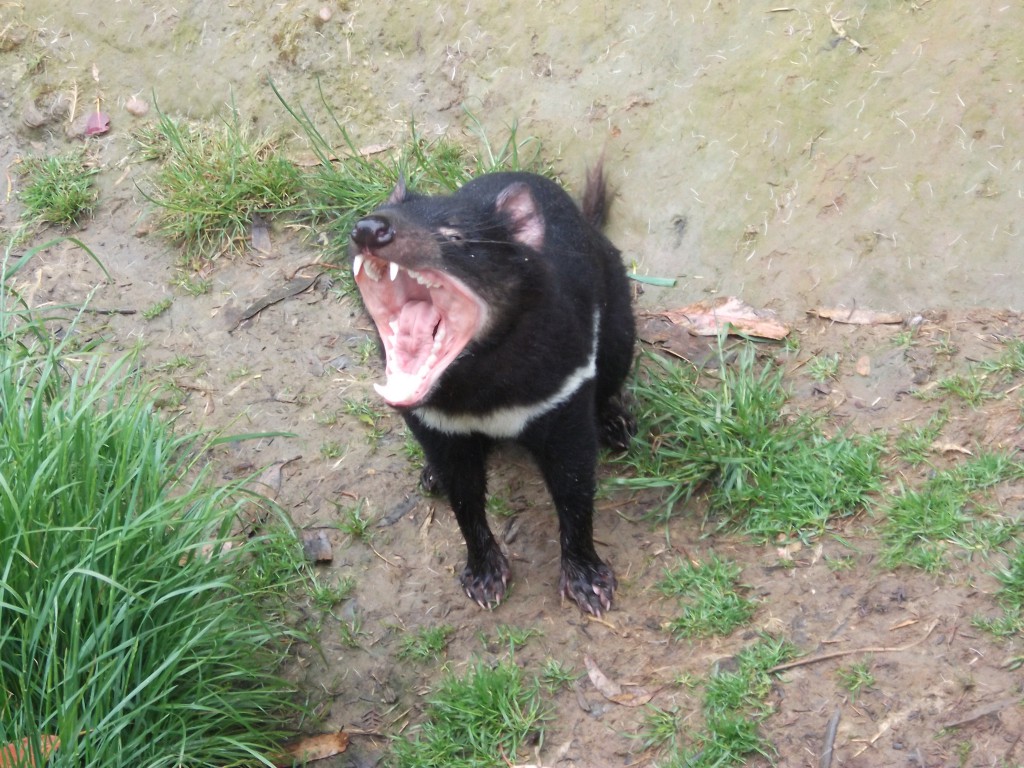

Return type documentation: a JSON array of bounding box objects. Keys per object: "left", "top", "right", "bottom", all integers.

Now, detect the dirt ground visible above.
[{"left": 2, "top": 2, "right": 1023, "bottom": 767}]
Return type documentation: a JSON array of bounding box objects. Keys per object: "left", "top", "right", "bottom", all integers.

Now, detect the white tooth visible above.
[
  {"left": 352, "top": 254, "right": 364, "bottom": 277},
  {"left": 389, "top": 261, "right": 400, "bottom": 281},
  {"left": 388, "top": 320, "right": 399, "bottom": 336},
  {"left": 364, "top": 259, "right": 381, "bottom": 281}
]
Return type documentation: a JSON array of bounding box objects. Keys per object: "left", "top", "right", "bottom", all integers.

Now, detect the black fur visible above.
[{"left": 350, "top": 165, "right": 635, "bottom": 616}]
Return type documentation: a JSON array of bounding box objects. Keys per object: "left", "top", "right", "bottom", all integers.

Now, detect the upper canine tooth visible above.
[
  {"left": 389, "top": 262, "right": 400, "bottom": 281},
  {"left": 353, "top": 254, "right": 365, "bottom": 277}
]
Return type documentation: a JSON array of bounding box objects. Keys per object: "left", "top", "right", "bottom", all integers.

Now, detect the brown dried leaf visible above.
[
  {"left": 251, "top": 215, "right": 273, "bottom": 255},
  {"left": 0, "top": 736, "right": 60, "bottom": 767},
  {"left": 584, "top": 655, "right": 655, "bottom": 707},
  {"left": 650, "top": 297, "right": 790, "bottom": 340},
  {"left": 932, "top": 442, "right": 973, "bottom": 456},
  {"left": 276, "top": 731, "right": 349, "bottom": 765},
  {"left": 809, "top": 307, "right": 903, "bottom": 325}
]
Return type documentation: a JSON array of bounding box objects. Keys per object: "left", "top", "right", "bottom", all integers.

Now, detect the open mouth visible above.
[{"left": 353, "top": 252, "right": 487, "bottom": 408}]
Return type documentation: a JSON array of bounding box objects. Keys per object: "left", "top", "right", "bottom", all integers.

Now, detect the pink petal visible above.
[{"left": 85, "top": 111, "right": 111, "bottom": 136}]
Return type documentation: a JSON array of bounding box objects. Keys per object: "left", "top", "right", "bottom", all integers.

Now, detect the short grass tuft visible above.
[
  {"left": 389, "top": 658, "right": 549, "bottom": 768},
  {"left": 616, "top": 345, "right": 884, "bottom": 540},
  {"left": 658, "top": 636, "right": 794, "bottom": 767},
  {"left": 141, "top": 108, "right": 304, "bottom": 267},
  {"left": 18, "top": 149, "right": 99, "bottom": 227},
  {"left": 880, "top": 453, "right": 1022, "bottom": 571},
  {"left": 657, "top": 553, "right": 757, "bottom": 638},
  {"left": 398, "top": 624, "right": 455, "bottom": 662}
]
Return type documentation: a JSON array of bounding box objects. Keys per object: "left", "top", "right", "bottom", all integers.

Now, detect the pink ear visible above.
[
  {"left": 387, "top": 176, "right": 408, "bottom": 205},
  {"left": 495, "top": 183, "right": 545, "bottom": 251}
]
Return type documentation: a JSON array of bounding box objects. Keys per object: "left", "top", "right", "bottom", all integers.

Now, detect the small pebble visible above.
[
  {"left": 126, "top": 96, "right": 149, "bottom": 117},
  {"left": 318, "top": 6, "right": 332, "bottom": 22}
]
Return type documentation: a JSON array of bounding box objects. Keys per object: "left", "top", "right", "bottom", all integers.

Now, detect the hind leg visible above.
[{"left": 598, "top": 395, "right": 636, "bottom": 451}]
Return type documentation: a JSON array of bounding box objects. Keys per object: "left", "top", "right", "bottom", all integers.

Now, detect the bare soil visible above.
[{"left": 2, "top": 2, "right": 1022, "bottom": 767}]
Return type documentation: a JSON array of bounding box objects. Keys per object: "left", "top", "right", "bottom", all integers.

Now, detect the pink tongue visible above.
[{"left": 392, "top": 301, "right": 440, "bottom": 371}]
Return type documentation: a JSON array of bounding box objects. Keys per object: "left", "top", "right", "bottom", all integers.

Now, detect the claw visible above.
[{"left": 560, "top": 558, "right": 616, "bottom": 617}]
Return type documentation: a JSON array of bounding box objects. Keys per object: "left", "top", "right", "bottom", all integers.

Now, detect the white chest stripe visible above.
[{"left": 414, "top": 310, "right": 601, "bottom": 438}]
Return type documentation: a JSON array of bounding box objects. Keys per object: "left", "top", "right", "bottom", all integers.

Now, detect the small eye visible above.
[{"left": 438, "top": 226, "right": 464, "bottom": 243}]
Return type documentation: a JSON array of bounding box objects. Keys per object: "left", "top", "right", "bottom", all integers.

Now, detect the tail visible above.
[{"left": 581, "top": 157, "right": 611, "bottom": 230}]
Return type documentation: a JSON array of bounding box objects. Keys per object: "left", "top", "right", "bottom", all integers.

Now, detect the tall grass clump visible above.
[
  {"left": 0, "top": 243, "right": 305, "bottom": 767},
  {"left": 616, "top": 345, "right": 884, "bottom": 540}
]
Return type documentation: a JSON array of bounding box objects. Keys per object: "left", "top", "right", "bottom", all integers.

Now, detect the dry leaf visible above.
[
  {"left": 251, "top": 215, "right": 272, "bottom": 255},
  {"left": 0, "top": 736, "right": 60, "bottom": 767},
  {"left": 932, "top": 442, "right": 973, "bottom": 456},
  {"left": 808, "top": 307, "right": 903, "bottom": 325},
  {"left": 276, "top": 731, "right": 349, "bottom": 765},
  {"left": 649, "top": 297, "right": 790, "bottom": 340},
  {"left": 584, "top": 655, "right": 656, "bottom": 707}
]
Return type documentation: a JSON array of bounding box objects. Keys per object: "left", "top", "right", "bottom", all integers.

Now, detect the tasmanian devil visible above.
[{"left": 349, "top": 163, "right": 635, "bottom": 616}]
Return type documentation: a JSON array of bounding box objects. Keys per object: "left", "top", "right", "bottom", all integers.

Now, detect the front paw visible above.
[
  {"left": 460, "top": 547, "right": 511, "bottom": 610},
  {"left": 559, "top": 558, "right": 617, "bottom": 617}
]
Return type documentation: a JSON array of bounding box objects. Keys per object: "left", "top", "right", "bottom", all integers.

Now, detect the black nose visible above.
[{"left": 351, "top": 215, "right": 395, "bottom": 248}]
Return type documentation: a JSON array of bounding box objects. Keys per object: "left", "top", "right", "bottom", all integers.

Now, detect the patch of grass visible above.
[
  {"left": 141, "top": 108, "right": 304, "bottom": 268},
  {"left": 660, "top": 636, "right": 795, "bottom": 767},
  {"left": 973, "top": 542, "right": 1024, "bottom": 637},
  {"left": 486, "top": 494, "right": 516, "bottom": 518},
  {"left": 932, "top": 369, "right": 996, "bottom": 407},
  {"left": 616, "top": 346, "right": 884, "bottom": 540},
  {"left": 539, "top": 659, "right": 580, "bottom": 693},
  {"left": 634, "top": 705, "right": 682, "bottom": 756},
  {"left": 398, "top": 625, "right": 455, "bottom": 662},
  {"left": 402, "top": 430, "right": 425, "bottom": 463},
  {"left": 141, "top": 296, "right": 173, "bottom": 319},
  {"left": 657, "top": 553, "right": 757, "bottom": 639},
  {"left": 492, "top": 624, "right": 540, "bottom": 653},
  {"left": 389, "top": 658, "right": 549, "bottom": 768},
  {"left": 152, "top": 379, "right": 188, "bottom": 410},
  {"left": 0, "top": 252, "right": 306, "bottom": 765},
  {"left": 836, "top": 660, "right": 874, "bottom": 701},
  {"left": 979, "top": 338, "right": 1024, "bottom": 378},
  {"left": 320, "top": 440, "right": 345, "bottom": 459},
  {"left": 17, "top": 149, "right": 99, "bottom": 227},
  {"left": 153, "top": 353, "right": 197, "bottom": 372},
  {"left": 309, "top": 574, "right": 356, "bottom": 612},
  {"left": 171, "top": 271, "right": 212, "bottom": 295},
  {"left": 336, "top": 501, "right": 374, "bottom": 541},
  {"left": 273, "top": 80, "right": 549, "bottom": 263},
  {"left": 893, "top": 408, "right": 948, "bottom": 466},
  {"left": 336, "top": 614, "right": 366, "bottom": 648},
  {"left": 342, "top": 397, "right": 390, "bottom": 449},
  {"left": 806, "top": 352, "right": 840, "bottom": 381},
  {"left": 881, "top": 453, "right": 1023, "bottom": 571}
]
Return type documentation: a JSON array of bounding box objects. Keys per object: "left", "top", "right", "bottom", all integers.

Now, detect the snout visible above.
[{"left": 351, "top": 215, "right": 395, "bottom": 248}]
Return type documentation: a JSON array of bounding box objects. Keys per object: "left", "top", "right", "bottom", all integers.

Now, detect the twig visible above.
[
  {"left": 369, "top": 543, "right": 400, "bottom": 567},
  {"left": 820, "top": 708, "right": 841, "bottom": 768},
  {"left": 769, "top": 619, "right": 938, "bottom": 673}
]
